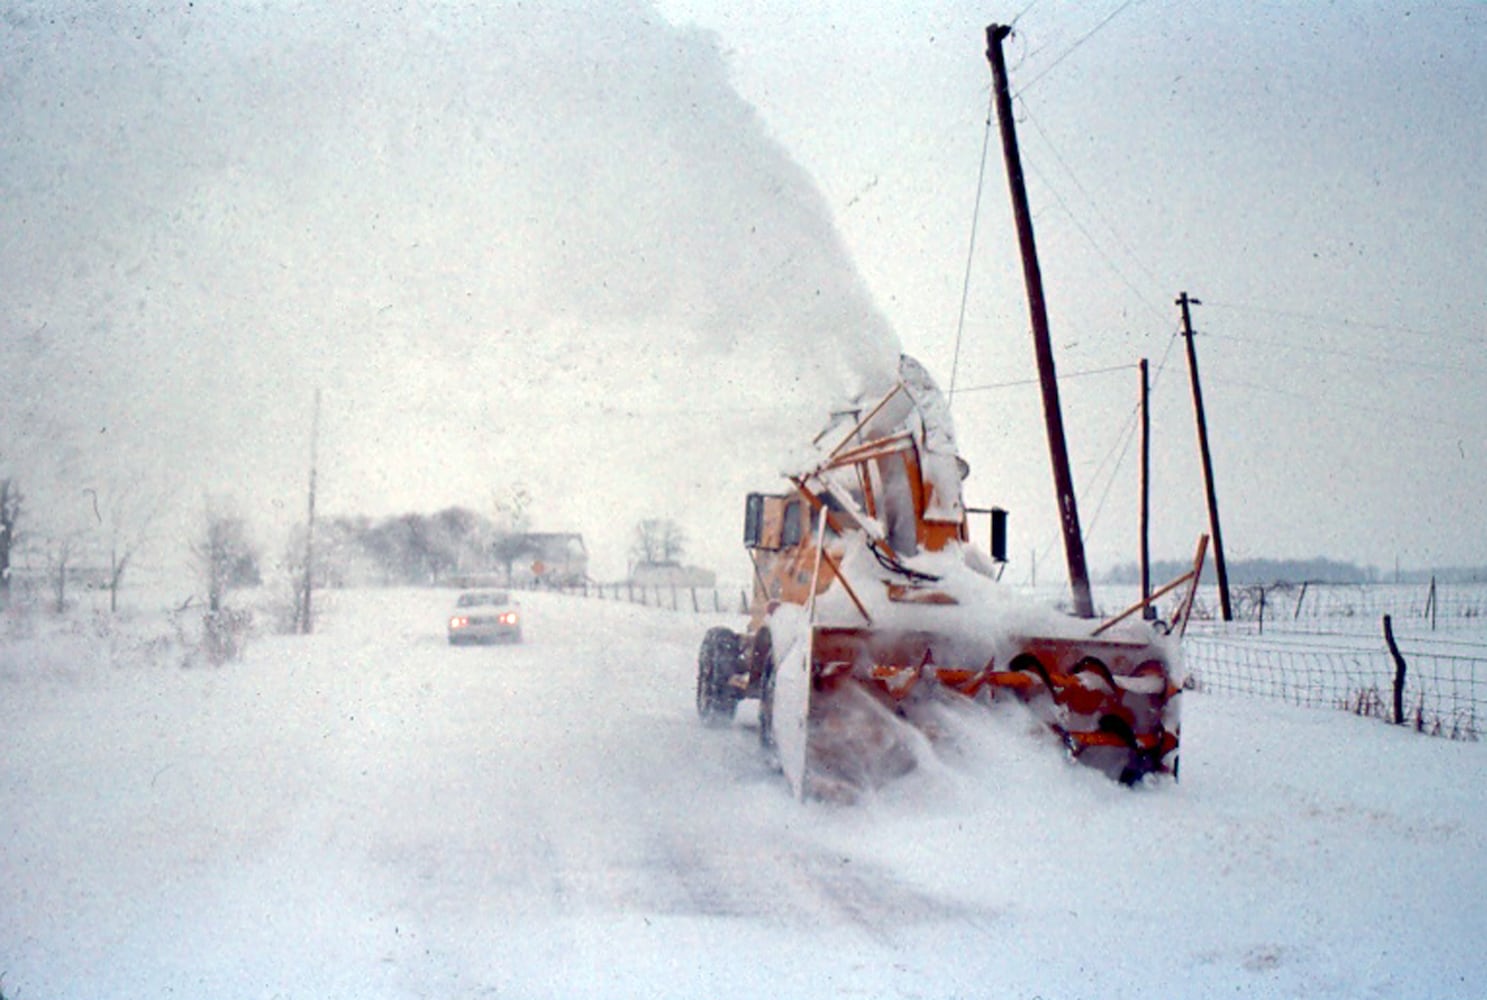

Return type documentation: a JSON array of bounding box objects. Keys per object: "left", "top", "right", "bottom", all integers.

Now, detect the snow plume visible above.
[{"left": 1, "top": 1, "right": 898, "bottom": 574}]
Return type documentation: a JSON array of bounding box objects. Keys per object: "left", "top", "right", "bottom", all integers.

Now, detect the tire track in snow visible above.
[{"left": 627, "top": 822, "right": 996, "bottom": 938}]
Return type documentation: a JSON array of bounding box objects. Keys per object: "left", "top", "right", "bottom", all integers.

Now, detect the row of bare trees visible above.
[
  {"left": 0, "top": 475, "right": 179, "bottom": 615},
  {"left": 629, "top": 517, "right": 686, "bottom": 567},
  {"left": 0, "top": 468, "right": 693, "bottom": 638},
  {"left": 0, "top": 481, "right": 538, "bottom": 617}
]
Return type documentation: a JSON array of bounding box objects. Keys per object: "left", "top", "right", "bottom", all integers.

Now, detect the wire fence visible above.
[
  {"left": 1186, "top": 623, "right": 1484, "bottom": 742},
  {"left": 542, "top": 579, "right": 749, "bottom": 616},
  {"left": 541, "top": 577, "right": 1487, "bottom": 741},
  {"left": 1194, "top": 580, "right": 1487, "bottom": 634}
]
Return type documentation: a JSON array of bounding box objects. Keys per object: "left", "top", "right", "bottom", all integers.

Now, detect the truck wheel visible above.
[{"left": 696, "top": 627, "right": 742, "bottom": 727}]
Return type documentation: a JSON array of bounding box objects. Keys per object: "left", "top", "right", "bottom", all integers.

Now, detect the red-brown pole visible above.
[{"left": 985, "top": 24, "right": 1094, "bottom": 618}]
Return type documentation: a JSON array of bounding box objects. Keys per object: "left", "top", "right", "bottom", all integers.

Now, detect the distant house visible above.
[
  {"left": 519, "top": 532, "right": 589, "bottom": 586},
  {"left": 629, "top": 560, "right": 716, "bottom": 588}
]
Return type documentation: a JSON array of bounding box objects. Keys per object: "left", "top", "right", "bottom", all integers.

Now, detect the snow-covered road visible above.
[{"left": 3, "top": 588, "right": 1485, "bottom": 998}]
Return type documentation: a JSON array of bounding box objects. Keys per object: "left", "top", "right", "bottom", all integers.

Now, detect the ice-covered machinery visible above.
[{"left": 696, "top": 356, "right": 1206, "bottom": 800}]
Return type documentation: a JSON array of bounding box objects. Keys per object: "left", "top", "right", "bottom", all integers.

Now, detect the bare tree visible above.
[
  {"left": 190, "top": 500, "right": 260, "bottom": 613},
  {"left": 87, "top": 481, "right": 170, "bottom": 614},
  {"left": 491, "top": 484, "right": 534, "bottom": 583},
  {"left": 630, "top": 517, "right": 686, "bottom": 566},
  {"left": 188, "top": 499, "right": 258, "bottom": 664},
  {"left": 44, "top": 531, "right": 80, "bottom": 614},
  {"left": 0, "top": 478, "right": 20, "bottom": 605}
]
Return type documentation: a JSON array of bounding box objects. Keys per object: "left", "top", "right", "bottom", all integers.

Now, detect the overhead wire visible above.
[
  {"left": 948, "top": 89, "right": 999, "bottom": 400},
  {"left": 963, "top": 10, "right": 1179, "bottom": 399},
  {"left": 1148, "top": 326, "right": 1182, "bottom": 395},
  {"left": 1014, "top": 0, "right": 1142, "bottom": 97},
  {"left": 1185, "top": 307, "right": 1486, "bottom": 435},
  {"left": 928, "top": 3, "right": 1179, "bottom": 584},
  {"left": 1019, "top": 320, "right": 1180, "bottom": 586},
  {"left": 962, "top": 3, "right": 1478, "bottom": 584},
  {"left": 1081, "top": 400, "right": 1143, "bottom": 543},
  {"left": 1018, "top": 104, "right": 1170, "bottom": 328},
  {"left": 1201, "top": 329, "right": 1474, "bottom": 377},
  {"left": 954, "top": 361, "right": 1134, "bottom": 395},
  {"left": 1030, "top": 407, "right": 1139, "bottom": 590},
  {"left": 1009, "top": 0, "right": 1043, "bottom": 28},
  {"left": 1203, "top": 299, "right": 1479, "bottom": 346},
  {"left": 1204, "top": 374, "right": 1481, "bottom": 434}
]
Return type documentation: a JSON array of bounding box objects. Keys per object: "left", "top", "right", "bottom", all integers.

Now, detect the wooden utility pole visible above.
[
  {"left": 300, "top": 388, "right": 321, "bottom": 634},
  {"left": 1140, "top": 358, "right": 1153, "bottom": 617},
  {"left": 985, "top": 23, "right": 1095, "bottom": 618},
  {"left": 1177, "top": 292, "right": 1232, "bottom": 620}
]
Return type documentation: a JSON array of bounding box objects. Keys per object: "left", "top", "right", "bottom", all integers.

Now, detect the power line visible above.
[
  {"left": 1018, "top": 100, "right": 1170, "bottom": 327},
  {"left": 1205, "top": 374, "right": 1480, "bottom": 433},
  {"left": 1015, "top": 0, "right": 1142, "bottom": 96},
  {"left": 1081, "top": 401, "right": 1142, "bottom": 545},
  {"left": 1009, "top": 0, "right": 1043, "bottom": 28},
  {"left": 949, "top": 89, "right": 998, "bottom": 400},
  {"left": 1025, "top": 393, "right": 1144, "bottom": 579},
  {"left": 1204, "top": 299, "right": 1485, "bottom": 347},
  {"left": 1201, "top": 329, "right": 1475, "bottom": 378},
  {"left": 1149, "top": 327, "right": 1182, "bottom": 396},
  {"left": 954, "top": 361, "right": 1134, "bottom": 395},
  {"left": 1021, "top": 152, "right": 1171, "bottom": 332}
]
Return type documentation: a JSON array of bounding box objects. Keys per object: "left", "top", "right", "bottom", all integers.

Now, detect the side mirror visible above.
[{"left": 990, "top": 507, "right": 1008, "bottom": 563}]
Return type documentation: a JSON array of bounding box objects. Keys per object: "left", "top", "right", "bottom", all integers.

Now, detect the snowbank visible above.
[{"left": 1, "top": 588, "right": 1483, "bottom": 998}]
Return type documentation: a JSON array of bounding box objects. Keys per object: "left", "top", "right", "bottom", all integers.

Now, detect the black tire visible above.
[{"left": 696, "top": 627, "right": 743, "bottom": 726}]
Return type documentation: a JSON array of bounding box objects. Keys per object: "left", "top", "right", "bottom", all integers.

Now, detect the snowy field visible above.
[{"left": 3, "top": 587, "right": 1485, "bottom": 999}]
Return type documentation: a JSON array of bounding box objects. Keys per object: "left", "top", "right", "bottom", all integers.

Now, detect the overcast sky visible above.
[{"left": 4, "top": 1, "right": 1484, "bottom": 585}]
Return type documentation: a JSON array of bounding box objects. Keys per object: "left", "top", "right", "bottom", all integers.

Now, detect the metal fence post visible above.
[{"left": 1383, "top": 614, "right": 1408, "bottom": 725}]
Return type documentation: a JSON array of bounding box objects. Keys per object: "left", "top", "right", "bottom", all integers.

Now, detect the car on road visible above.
[{"left": 447, "top": 590, "right": 522, "bottom": 645}]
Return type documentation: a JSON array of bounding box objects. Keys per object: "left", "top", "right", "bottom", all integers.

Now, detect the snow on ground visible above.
[{"left": 2, "top": 587, "right": 1484, "bottom": 999}]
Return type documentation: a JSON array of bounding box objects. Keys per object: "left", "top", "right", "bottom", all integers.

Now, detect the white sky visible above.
[
  {"left": 657, "top": 0, "right": 1487, "bottom": 581},
  {"left": 3, "top": 1, "right": 1484, "bottom": 585}
]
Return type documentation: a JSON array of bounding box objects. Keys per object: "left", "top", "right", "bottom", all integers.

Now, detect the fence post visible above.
[
  {"left": 1427, "top": 576, "right": 1437, "bottom": 631},
  {"left": 1294, "top": 581, "right": 1308, "bottom": 620},
  {"left": 691, "top": 587, "right": 699, "bottom": 613},
  {"left": 1258, "top": 587, "right": 1266, "bottom": 636},
  {"left": 1382, "top": 614, "right": 1408, "bottom": 725}
]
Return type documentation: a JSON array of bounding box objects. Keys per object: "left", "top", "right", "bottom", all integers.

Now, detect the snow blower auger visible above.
[{"left": 695, "top": 356, "right": 1208, "bottom": 801}]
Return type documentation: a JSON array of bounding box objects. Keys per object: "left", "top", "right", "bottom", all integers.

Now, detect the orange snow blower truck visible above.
[{"left": 696, "top": 356, "right": 1206, "bottom": 800}]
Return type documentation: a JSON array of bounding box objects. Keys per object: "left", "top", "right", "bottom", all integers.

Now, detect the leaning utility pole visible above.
[
  {"left": 1177, "top": 292, "right": 1232, "bottom": 620},
  {"left": 985, "top": 23, "right": 1095, "bottom": 618}
]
